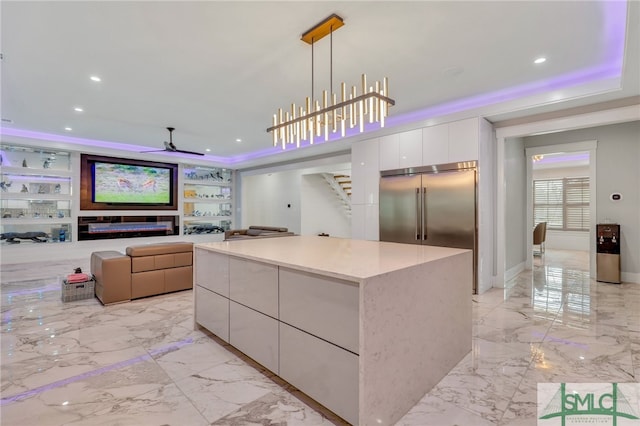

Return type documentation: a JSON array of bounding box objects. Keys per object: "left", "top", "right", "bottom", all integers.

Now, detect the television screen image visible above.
[{"left": 92, "top": 162, "right": 171, "bottom": 204}]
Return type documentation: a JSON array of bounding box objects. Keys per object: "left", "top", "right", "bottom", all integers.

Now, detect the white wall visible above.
[
  {"left": 504, "top": 137, "right": 527, "bottom": 276},
  {"left": 524, "top": 121, "right": 640, "bottom": 283},
  {"left": 300, "top": 174, "right": 351, "bottom": 238},
  {"left": 544, "top": 230, "right": 590, "bottom": 251},
  {"left": 241, "top": 170, "right": 303, "bottom": 233},
  {"left": 240, "top": 157, "right": 351, "bottom": 235}
]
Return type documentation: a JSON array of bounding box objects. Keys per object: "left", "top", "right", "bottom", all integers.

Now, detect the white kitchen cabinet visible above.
[
  {"left": 448, "top": 117, "right": 479, "bottom": 162},
  {"left": 195, "top": 286, "right": 229, "bottom": 342},
  {"left": 350, "top": 204, "right": 366, "bottom": 240},
  {"left": 398, "top": 129, "right": 423, "bottom": 168},
  {"left": 229, "top": 301, "right": 279, "bottom": 373},
  {"left": 279, "top": 268, "right": 359, "bottom": 354},
  {"left": 279, "top": 323, "right": 359, "bottom": 425},
  {"left": 422, "top": 118, "right": 479, "bottom": 165},
  {"left": 351, "top": 138, "right": 380, "bottom": 205},
  {"left": 378, "top": 134, "right": 400, "bottom": 171},
  {"left": 422, "top": 123, "right": 449, "bottom": 165},
  {"left": 229, "top": 257, "right": 278, "bottom": 318},
  {"left": 379, "top": 129, "right": 422, "bottom": 171},
  {"left": 195, "top": 249, "right": 229, "bottom": 296}
]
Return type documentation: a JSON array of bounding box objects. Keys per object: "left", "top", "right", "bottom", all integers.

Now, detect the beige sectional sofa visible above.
[
  {"left": 224, "top": 225, "right": 294, "bottom": 241},
  {"left": 91, "top": 241, "right": 193, "bottom": 305}
]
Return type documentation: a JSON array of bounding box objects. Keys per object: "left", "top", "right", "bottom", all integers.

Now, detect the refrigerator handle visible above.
[
  {"left": 415, "top": 188, "right": 420, "bottom": 240},
  {"left": 422, "top": 187, "right": 427, "bottom": 240}
]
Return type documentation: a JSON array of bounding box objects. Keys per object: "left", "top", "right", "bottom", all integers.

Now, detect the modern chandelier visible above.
[{"left": 267, "top": 14, "right": 395, "bottom": 149}]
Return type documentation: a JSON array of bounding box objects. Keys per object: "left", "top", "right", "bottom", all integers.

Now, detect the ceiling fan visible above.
[{"left": 141, "top": 127, "right": 204, "bottom": 156}]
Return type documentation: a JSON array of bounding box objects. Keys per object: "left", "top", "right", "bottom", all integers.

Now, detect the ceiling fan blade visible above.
[
  {"left": 175, "top": 149, "right": 205, "bottom": 156},
  {"left": 138, "top": 127, "right": 204, "bottom": 155}
]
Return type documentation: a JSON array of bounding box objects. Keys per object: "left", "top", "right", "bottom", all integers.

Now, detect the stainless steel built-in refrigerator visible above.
[{"left": 379, "top": 163, "right": 477, "bottom": 293}]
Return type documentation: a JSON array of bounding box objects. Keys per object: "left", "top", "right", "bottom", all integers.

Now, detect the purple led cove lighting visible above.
[
  {"left": 0, "top": 1, "right": 627, "bottom": 164},
  {"left": 2, "top": 283, "right": 60, "bottom": 298},
  {"left": 535, "top": 153, "right": 590, "bottom": 165},
  {"left": 602, "top": 0, "right": 626, "bottom": 68},
  {"left": 0, "top": 337, "right": 194, "bottom": 406},
  {"left": 531, "top": 331, "right": 589, "bottom": 350},
  {"left": 1, "top": 175, "right": 70, "bottom": 183},
  {"left": 388, "top": 63, "right": 621, "bottom": 128},
  {"left": 0, "top": 128, "right": 229, "bottom": 163},
  {"left": 385, "top": 1, "right": 627, "bottom": 128}
]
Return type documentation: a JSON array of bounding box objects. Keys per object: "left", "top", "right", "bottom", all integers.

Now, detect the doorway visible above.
[
  {"left": 524, "top": 142, "right": 596, "bottom": 276},
  {"left": 527, "top": 150, "right": 592, "bottom": 272}
]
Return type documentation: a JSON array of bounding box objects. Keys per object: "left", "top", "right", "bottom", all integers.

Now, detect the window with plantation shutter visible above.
[{"left": 533, "top": 177, "right": 589, "bottom": 231}]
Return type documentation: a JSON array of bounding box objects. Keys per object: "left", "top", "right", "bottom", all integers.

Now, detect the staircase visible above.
[{"left": 321, "top": 173, "right": 352, "bottom": 218}]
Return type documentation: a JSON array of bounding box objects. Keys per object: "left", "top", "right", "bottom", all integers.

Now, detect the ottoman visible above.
[{"left": 91, "top": 251, "right": 131, "bottom": 305}]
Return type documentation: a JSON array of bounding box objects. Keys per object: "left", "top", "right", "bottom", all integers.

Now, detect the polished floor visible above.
[{"left": 1, "top": 250, "right": 638, "bottom": 425}]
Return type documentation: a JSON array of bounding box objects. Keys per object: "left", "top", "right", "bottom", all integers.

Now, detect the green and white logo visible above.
[{"left": 538, "top": 383, "right": 640, "bottom": 425}]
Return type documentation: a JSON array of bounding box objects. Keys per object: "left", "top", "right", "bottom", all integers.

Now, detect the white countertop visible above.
[{"left": 195, "top": 235, "right": 469, "bottom": 281}]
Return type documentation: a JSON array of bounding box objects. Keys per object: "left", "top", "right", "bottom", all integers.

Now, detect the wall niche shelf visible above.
[
  {"left": 182, "top": 165, "right": 234, "bottom": 235},
  {"left": 1, "top": 144, "right": 73, "bottom": 244}
]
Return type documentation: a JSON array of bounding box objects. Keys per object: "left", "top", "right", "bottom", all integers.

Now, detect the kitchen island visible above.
[{"left": 193, "top": 235, "right": 472, "bottom": 425}]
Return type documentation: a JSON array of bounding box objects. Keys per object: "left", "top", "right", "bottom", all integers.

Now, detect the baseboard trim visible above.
[{"left": 504, "top": 261, "right": 526, "bottom": 285}]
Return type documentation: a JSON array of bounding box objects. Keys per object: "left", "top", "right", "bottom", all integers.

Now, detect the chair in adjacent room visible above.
[{"left": 533, "top": 222, "right": 547, "bottom": 256}]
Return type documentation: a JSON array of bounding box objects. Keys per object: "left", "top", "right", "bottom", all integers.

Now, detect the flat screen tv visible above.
[{"left": 80, "top": 154, "right": 178, "bottom": 211}]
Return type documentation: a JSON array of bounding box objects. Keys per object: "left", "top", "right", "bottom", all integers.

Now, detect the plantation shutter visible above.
[
  {"left": 533, "top": 177, "right": 589, "bottom": 231},
  {"left": 564, "top": 177, "right": 589, "bottom": 231},
  {"left": 534, "top": 179, "right": 563, "bottom": 229}
]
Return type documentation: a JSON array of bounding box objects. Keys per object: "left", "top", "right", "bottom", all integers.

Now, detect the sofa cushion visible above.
[
  {"left": 248, "top": 226, "right": 288, "bottom": 232},
  {"left": 246, "top": 228, "right": 263, "bottom": 236},
  {"left": 174, "top": 252, "right": 192, "bottom": 267},
  {"left": 154, "top": 254, "right": 175, "bottom": 269},
  {"left": 165, "top": 266, "right": 193, "bottom": 293},
  {"left": 126, "top": 242, "right": 193, "bottom": 257},
  {"left": 131, "top": 270, "right": 165, "bottom": 299},
  {"left": 131, "top": 256, "right": 156, "bottom": 273}
]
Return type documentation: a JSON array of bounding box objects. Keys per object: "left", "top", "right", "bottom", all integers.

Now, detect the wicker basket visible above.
[{"left": 61, "top": 278, "right": 95, "bottom": 302}]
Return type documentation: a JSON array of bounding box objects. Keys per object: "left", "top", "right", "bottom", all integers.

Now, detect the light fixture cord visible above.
[
  {"left": 311, "top": 36, "right": 315, "bottom": 102},
  {"left": 330, "top": 25, "right": 333, "bottom": 95}
]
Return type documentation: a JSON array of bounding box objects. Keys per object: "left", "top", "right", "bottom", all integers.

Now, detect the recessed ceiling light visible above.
[
  {"left": 64, "top": 127, "right": 72, "bottom": 131},
  {"left": 534, "top": 57, "right": 547, "bottom": 64},
  {"left": 235, "top": 138, "right": 242, "bottom": 143},
  {"left": 90, "top": 76, "right": 101, "bottom": 82},
  {"left": 205, "top": 148, "right": 211, "bottom": 152},
  {"left": 74, "top": 107, "right": 84, "bottom": 112}
]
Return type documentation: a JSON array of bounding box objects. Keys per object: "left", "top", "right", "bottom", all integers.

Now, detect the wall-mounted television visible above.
[{"left": 81, "top": 154, "right": 178, "bottom": 211}]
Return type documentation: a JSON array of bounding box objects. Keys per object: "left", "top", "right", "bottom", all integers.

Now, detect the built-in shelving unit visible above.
[
  {"left": 0, "top": 144, "right": 237, "bottom": 260},
  {"left": 182, "top": 164, "right": 234, "bottom": 235},
  {"left": 1, "top": 145, "right": 73, "bottom": 244}
]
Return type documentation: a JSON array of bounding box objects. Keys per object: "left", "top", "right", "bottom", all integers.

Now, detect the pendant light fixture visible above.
[{"left": 267, "top": 14, "right": 395, "bottom": 149}]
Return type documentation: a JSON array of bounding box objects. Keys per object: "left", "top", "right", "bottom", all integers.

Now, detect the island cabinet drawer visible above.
[
  {"left": 280, "top": 323, "right": 358, "bottom": 425},
  {"left": 279, "top": 268, "right": 359, "bottom": 354},
  {"left": 195, "top": 285, "right": 229, "bottom": 342},
  {"left": 195, "top": 249, "right": 229, "bottom": 297},
  {"left": 229, "top": 301, "right": 278, "bottom": 374},
  {"left": 229, "top": 257, "right": 278, "bottom": 318}
]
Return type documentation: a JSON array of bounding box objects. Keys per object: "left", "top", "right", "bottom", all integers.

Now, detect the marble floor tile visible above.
[
  {"left": 1, "top": 249, "right": 638, "bottom": 426},
  {"left": 394, "top": 394, "right": 496, "bottom": 426}
]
